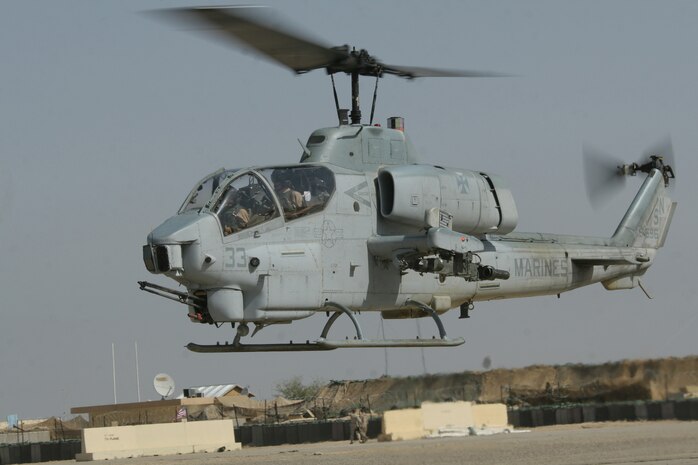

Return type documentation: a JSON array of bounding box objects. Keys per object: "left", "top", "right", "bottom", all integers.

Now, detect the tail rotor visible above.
[{"left": 583, "top": 137, "right": 675, "bottom": 209}]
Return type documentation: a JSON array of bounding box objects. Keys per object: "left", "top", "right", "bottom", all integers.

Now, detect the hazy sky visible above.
[{"left": 1, "top": 0, "right": 696, "bottom": 419}]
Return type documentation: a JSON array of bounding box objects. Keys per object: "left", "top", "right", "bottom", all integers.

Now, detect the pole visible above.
[
  {"left": 350, "top": 71, "right": 361, "bottom": 124},
  {"left": 135, "top": 341, "right": 141, "bottom": 402},
  {"left": 112, "top": 343, "right": 117, "bottom": 404},
  {"left": 380, "top": 318, "right": 388, "bottom": 376},
  {"left": 416, "top": 320, "right": 427, "bottom": 375}
]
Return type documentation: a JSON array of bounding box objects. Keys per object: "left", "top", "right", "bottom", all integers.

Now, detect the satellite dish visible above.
[{"left": 153, "top": 373, "right": 175, "bottom": 399}]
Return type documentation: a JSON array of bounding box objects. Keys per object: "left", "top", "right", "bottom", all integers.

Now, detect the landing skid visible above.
[
  {"left": 187, "top": 337, "right": 465, "bottom": 353},
  {"left": 186, "top": 300, "right": 465, "bottom": 353}
]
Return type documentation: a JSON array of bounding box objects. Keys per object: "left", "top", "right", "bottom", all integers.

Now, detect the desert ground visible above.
[{"left": 43, "top": 421, "right": 698, "bottom": 465}]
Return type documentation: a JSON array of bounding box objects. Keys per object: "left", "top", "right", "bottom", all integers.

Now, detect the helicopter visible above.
[{"left": 139, "top": 6, "right": 676, "bottom": 353}]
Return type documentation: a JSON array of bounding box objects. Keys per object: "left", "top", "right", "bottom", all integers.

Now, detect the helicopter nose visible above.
[
  {"left": 143, "top": 213, "right": 212, "bottom": 275},
  {"left": 148, "top": 212, "right": 203, "bottom": 245}
]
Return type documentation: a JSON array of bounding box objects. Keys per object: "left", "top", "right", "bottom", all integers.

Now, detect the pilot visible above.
[
  {"left": 307, "top": 177, "right": 330, "bottom": 208},
  {"left": 274, "top": 179, "right": 305, "bottom": 212},
  {"left": 220, "top": 188, "right": 251, "bottom": 235}
]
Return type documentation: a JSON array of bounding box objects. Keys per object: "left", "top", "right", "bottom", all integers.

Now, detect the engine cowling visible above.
[{"left": 377, "top": 165, "right": 518, "bottom": 235}]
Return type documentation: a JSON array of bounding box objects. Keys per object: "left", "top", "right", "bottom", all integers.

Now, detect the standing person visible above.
[
  {"left": 349, "top": 408, "right": 367, "bottom": 444},
  {"left": 349, "top": 408, "right": 360, "bottom": 444},
  {"left": 358, "top": 408, "right": 369, "bottom": 443}
]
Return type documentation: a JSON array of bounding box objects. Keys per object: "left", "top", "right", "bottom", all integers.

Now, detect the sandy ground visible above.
[{"left": 47, "top": 421, "right": 698, "bottom": 465}]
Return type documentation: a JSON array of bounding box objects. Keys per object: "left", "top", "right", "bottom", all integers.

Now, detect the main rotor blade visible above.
[
  {"left": 153, "top": 6, "right": 510, "bottom": 80},
  {"left": 582, "top": 144, "right": 626, "bottom": 209},
  {"left": 382, "top": 64, "right": 511, "bottom": 79},
  {"left": 157, "top": 6, "right": 349, "bottom": 73}
]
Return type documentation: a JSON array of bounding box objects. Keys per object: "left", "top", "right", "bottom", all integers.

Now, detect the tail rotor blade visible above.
[{"left": 582, "top": 144, "right": 626, "bottom": 209}]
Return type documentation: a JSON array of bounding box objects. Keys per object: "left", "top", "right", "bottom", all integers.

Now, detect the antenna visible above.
[
  {"left": 153, "top": 373, "right": 175, "bottom": 400},
  {"left": 135, "top": 341, "right": 141, "bottom": 402},
  {"left": 112, "top": 343, "right": 117, "bottom": 404}
]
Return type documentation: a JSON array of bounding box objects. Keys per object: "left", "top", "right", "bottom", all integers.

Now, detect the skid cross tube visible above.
[
  {"left": 405, "top": 299, "right": 448, "bottom": 339},
  {"left": 320, "top": 302, "right": 364, "bottom": 340}
]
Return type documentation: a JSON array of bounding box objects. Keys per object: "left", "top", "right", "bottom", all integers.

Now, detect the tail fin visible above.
[{"left": 611, "top": 169, "right": 677, "bottom": 249}]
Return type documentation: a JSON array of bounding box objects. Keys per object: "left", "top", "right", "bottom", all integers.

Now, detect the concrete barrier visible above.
[
  {"left": 472, "top": 404, "right": 508, "bottom": 428},
  {"left": 76, "top": 420, "right": 240, "bottom": 461},
  {"left": 421, "top": 401, "right": 473, "bottom": 435},
  {"left": 382, "top": 409, "right": 424, "bottom": 441}
]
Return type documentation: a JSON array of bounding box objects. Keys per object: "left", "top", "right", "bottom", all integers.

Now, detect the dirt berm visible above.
[{"left": 314, "top": 356, "right": 698, "bottom": 413}]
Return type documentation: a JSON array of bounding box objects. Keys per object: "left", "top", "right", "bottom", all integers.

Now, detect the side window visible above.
[
  {"left": 213, "top": 173, "right": 279, "bottom": 236},
  {"left": 260, "top": 166, "right": 335, "bottom": 221}
]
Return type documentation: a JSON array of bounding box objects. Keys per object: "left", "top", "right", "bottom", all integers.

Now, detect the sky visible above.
[{"left": 1, "top": 0, "right": 696, "bottom": 419}]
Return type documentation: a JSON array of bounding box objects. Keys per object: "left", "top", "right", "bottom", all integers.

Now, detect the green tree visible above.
[{"left": 274, "top": 376, "right": 324, "bottom": 401}]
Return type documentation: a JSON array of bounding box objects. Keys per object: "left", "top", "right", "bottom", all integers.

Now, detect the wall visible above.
[
  {"left": 0, "top": 432, "right": 50, "bottom": 445},
  {"left": 382, "top": 402, "right": 508, "bottom": 440},
  {"left": 76, "top": 420, "right": 240, "bottom": 461},
  {"left": 421, "top": 401, "right": 473, "bottom": 434},
  {"left": 382, "top": 409, "right": 424, "bottom": 441},
  {"left": 472, "top": 404, "right": 508, "bottom": 428}
]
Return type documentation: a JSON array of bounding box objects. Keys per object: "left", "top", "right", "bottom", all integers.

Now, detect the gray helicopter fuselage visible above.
[{"left": 144, "top": 123, "right": 675, "bottom": 331}]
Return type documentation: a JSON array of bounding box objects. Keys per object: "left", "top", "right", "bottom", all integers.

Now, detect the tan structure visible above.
[
  {"left": 472, "top": 403, "right": 509, "bottom": 428},
  {"left": 382, "top": 408, "right": 424, "bottom": 441},
  {"left": 0, "top": 431, "right": 50, "bottom": 444},
  {"left": 72, "top": 398, "right": 213, "bottom": 427},
  {"left": 421, "top": 401, "right": 473, "bottom": 435},
  {"left": 76, "top": 419, "right": 240, "bottom": 461}
]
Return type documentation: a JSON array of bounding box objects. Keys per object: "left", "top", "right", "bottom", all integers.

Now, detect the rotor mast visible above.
[{"left": 351, "top": 71, "right": 361, "bottom": 125}]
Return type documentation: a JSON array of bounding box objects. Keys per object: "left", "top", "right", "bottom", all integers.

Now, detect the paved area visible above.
[{"left": 50, "top": 421, "right": 698, "bottom": 465}]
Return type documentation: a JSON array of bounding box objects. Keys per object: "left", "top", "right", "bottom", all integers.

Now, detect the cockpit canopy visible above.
[
  {"left": 182, "top": 165, "right": 335, "bottom": 236},
  {"left": 179, "top": 168, "right": 238, "bottom": 214}
]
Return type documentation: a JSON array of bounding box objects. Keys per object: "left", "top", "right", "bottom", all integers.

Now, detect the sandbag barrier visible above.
[
  {"left": 508, "top": 399, "right": 698, "bottom": 428},
  {"left": 0, "top": 440, "right": 81, "bottom": 465},
  {"left": 234, "top": 418, "right": 381, "bottom": 447}
]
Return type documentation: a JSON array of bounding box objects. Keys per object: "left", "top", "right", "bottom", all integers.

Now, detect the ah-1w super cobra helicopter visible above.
[{"left": 140, "top": 6, "right": 676, "bottom": 352}]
